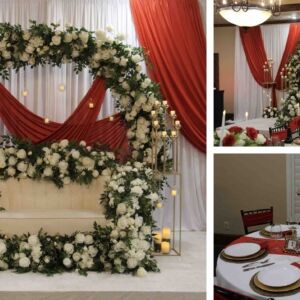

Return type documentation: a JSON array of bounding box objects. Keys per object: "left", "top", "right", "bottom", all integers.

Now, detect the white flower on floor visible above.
[
  {"left": 64, "top": 243, "right": 74, "bottom": 254},
  {"left": 19, "top": 256, "right": 30, "bottom": 268},
  {"left": 43, "top": 167, "right": 53, "bottom": 177},
  {"left": 59, "top": 139, "right": 69, "bottom": 148},
  {"left": 72, "top": 252, "right": 81, "bottom": 262},
  {"left": 0, "top": 240, "right": 7, "bottom": 255},
  {"left": 17, "top": 161, "right": 28, "bottom": 173},
  {"left": 136, "top": 267, "right": 147, "bottom": 277},
  {"left": 8, "top": 156, "right": 17, "bottom": 166},
  {"left": 84, "top": 235, "right": 94, "bottom": 245},
  {"left": 7, "top": 166, "right": 16, "bottom": 176}
]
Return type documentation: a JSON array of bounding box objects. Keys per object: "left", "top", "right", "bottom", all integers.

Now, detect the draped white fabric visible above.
[
  {"left": 234, "top": 24, "right": 290, "bottom": 121},
  {"left": 0, "top": 0, "right": 206, "bottom": 230}
]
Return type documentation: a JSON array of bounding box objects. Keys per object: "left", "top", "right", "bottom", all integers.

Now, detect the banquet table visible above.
[{"left": 215, "top": 229, "right": 300, "bottom": 299}]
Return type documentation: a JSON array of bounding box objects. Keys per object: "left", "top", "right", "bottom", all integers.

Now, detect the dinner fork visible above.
[{"left": 242, "top": 258, "right": 269, "bottom": 268}]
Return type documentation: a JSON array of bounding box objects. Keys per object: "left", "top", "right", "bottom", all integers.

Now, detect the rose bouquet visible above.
[
  {"left": 214, "top": 126, "right": 268, "bottom": 146},
  {"left": 263, "top": 106, "right": 278, "bottom": 119}
]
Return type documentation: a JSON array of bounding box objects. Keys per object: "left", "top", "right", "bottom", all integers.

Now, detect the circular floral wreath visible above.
[{"left": 0, "top": 21, "right": 170, "bottom": 276}]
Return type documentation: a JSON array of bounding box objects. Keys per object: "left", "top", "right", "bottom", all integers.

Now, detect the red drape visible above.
[
  {"left": 240, "top": 24, "right": 300, "bottom": 107},
  {"left": 0, "top": 78, "right": 129, "bottom": 157},
  {"left": 130, "top": 0, "right": 206, "bottom": 153}
]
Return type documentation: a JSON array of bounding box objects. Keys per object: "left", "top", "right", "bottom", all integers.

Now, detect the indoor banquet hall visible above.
[
  {"left": 214, "top": 0, "right": 300, "bottom": 147},
  {"left": 214, "top": 154, "right": 300, "bottom": 299},
  {"left": 0, "top": 0, "right": 206, "bottom": 299}
]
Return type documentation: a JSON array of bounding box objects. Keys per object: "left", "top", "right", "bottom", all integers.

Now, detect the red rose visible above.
[
  {"left": 228, "top": 126, "right": 243, "bottom": 134},
  {"left": 246, "top": 127, "right": 258, "bottom": 140},
  {"left": 222, "top": 134, "right": 236, "bottom": 146}
]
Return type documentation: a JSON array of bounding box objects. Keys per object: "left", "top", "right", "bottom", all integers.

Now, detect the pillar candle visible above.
[
  {"left": 161, "top": 241, "right": 170, "bottom": 254},
  {"left": 245, "top": 111, "right": 248, "bottom": 121},
  {"left": 219, "top": 110, "right": 226, "bottom": 146},
  {"left": 162, "top": 227, "right": 171, "bottom": 240}
]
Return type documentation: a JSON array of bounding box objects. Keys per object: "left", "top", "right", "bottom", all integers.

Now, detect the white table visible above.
[{"left": 216, "top": 230, "right": 300, "bottom": 299}]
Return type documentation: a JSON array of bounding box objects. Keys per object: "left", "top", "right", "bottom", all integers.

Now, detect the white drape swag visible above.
[
  {"left": 0, "top": 0, "right": 206, "bottom": 231},
  {"left": 234, "top": 24, "right": 290, "bottom": 121}
]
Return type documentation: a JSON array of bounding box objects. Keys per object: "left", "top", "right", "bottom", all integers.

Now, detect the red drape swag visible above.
[
  {"left": 130, "top": 0, "right": 206, "bottom": 153},
  {"left": 240, "top": 24, "right": 300, "bottom": 107},
  {"left": 0, "top": 77, "right": 129, "bottom": 157}
]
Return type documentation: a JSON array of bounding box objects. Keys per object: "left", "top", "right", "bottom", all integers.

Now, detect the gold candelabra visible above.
[{"left": 151, "top": 100, "right": 182, "bottom": 256}]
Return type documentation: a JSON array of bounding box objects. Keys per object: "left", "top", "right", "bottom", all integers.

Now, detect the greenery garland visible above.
[{"left": 0, "top": 21, "right": 172, "bottom": 276}]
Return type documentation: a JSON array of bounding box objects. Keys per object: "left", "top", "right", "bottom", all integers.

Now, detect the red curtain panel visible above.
[
  {"left": 130, "top": 0, "right": 206, "bottom": 153},
  {"left": 0, "top": 78, "right": 129, "bottom": 156}
]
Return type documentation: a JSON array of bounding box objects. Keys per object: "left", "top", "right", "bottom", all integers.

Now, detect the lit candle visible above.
[
  {"left": 22, "top": 90, "right": 28, "bottom": 97},
  {"left": 44, "top": 118, "right": 50, "bottom": 124},
  {"left": 171, "top": 189, "right": 177, "bottom": 197},
  {"left": 59, "top": 84, "right": 65, "bottom": 91},
  {"left": 245, "top": 111, "right": 248, "bottom": 121},
  {"left": 109, "top": 116, "right": 114, "bottom": 121},
  {"left": 161, "top": 241, "right": 170, "bottom": 254},
  {"left": 154, "top": 232, "right": 162, "bottom": 244},
  {"left": 162, "top": 227, "right": 171, "bottom": 240},
  {"left": 269, "top": 97, "right": 272, "bottom": 107},
  {"left": 162, "top": 131, "right": 167, "bottom": 138},
  {"left": 170, "top": 110, "right": 176, "bottom": 117},
  {"left": 89, "top": 102, "right": 94, "bottom": 108},
  {"left": 171, "top": 130, "right": 177, "bottom": 138},
  {"left": 220, "top": 110, "right": 226, "bottom": 146}
]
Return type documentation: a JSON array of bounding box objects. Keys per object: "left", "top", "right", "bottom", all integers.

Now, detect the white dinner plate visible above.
[
  {"left": 224, "top": 243, "right": 261, "bottom": 258},
  {"left": 264, "top": 224, "right": 289, "bottom": 233},
  {"left": 257, "top": 264, "right": 300, "bottom": 287}
]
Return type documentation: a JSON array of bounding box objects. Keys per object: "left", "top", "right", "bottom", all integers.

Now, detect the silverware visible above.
[
  {"left": 243, "top": 262, "right": 275, "bottom": 272},
  {"left": 242, "top": 259, "right": 269, "bottom": 268}
]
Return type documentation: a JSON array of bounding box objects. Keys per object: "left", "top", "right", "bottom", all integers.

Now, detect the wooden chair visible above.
[
  {"left": 214, "top": 286, "right": 257, "bottom": 300},
  {"left": 240, "top": 207, "right": 273, "bottom": 234},
  {"left": 269, "top": 124, "right": 287, "bottom": 142}
]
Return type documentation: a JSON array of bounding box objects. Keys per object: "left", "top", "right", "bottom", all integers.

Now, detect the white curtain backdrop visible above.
[
  {"left": 0, "top": 0, "right": 206, "bottom": 231},
  {"left": 234, "top": 24, "right": 290, "bottom": 121}
]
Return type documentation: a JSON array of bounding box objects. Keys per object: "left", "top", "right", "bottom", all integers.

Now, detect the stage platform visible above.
[{"left": 0, "top": 231, "right": 206, "bottom": 300}]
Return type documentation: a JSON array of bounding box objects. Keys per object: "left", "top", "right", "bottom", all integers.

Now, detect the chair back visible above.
[
  {"left": 240, "top": 207, "right": 273, "bottom": 234},
  {"left": 214, "top": 285, "right": 256, "bottom": 300},
  {"left": 269, "top": 125, "right": 287, "bottom": 141}
]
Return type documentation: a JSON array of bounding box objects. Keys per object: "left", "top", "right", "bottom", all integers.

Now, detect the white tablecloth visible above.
[
  {"left": 216, "top": 231, "right": 300, "bottom": 299},
  {"left": 225, "top": 118, "right": 277, "bottom": 137}
]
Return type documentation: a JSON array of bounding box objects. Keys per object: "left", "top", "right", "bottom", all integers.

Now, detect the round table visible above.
[{"left": 216, "top": 230, "right": 300, "bottom": 299}]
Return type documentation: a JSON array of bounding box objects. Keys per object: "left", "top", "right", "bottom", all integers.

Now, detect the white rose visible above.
[
  {"left": 43, "top": 167, "right": 53, "bottom": 177},
  {"left": 139, "top": 240, "right": 150, "bottom": 251},
  {"left": 64, "top": 243, "right": 74, "bottom": 254},
  {"left": 2, "top": 51, "right": 11, "bottom": 59},
  {"left": 119, "top": 56, "right": 128, "bottom": 66},
  {"left": 117, "top": 216, "right": 128, "bottom": 230},
  {"left": 7, "top": 167, "right": 16, "bottom": 176},
  {"left": 131, "top": 185, "right": 143, "bottom": 196},
  {"left": 82, "top": 157, "right": 95, "bottom": 170},
  {"left": 79, "top": 31, "right": 89, "bottom": 44},
  {"left": 141, "top": 78, "right": 151, "bottom": 89},
  {"left": 58, "top": 160, "right": 68, "bottom": 172},
  {"left": 118, "top": 186, "right": 125, "bottom": 193},
  {"left": 72, "top": 50, "right": 80, "bottom": 58},
  {"left": 52, "top": 35, "right": 61, "bottom": 46},
  {"left": 127, "top": 257, "right": 138, "bottom": 269},
  {"left": 16, "top": 149, "right": 27, "bottom": 159},
  {"left": 132, "top": 54, "right": 142, "bottom": 63},
  {"left": 255, "top": 134, "right": 266, "bottom": 145},
  {"left": 88, "top": 246, "right": 98, "bottom": 257},
  {"left": 17, "top": 161, "right": 28, "bottom": 173},
  {"left": 63, "top": 257, "right": 72, "bottom": 268},
  {"left": 92, "top": 170, "right": 99, "bottom": 178},
  {"left": 0, "top": 260, "right": 8, "bottom": 270},
  {"left": 72, "top": 252, "right": 81, "bottom": 262},
  {"left": 71, "top": 150, "right": 80, "bottom": 159},
  {"left": 19, "top": 256, "right": 30, "bottom": 268},
  {"left": 28, "top": 235, "right": 39, "bottom": 247},
  {"left": 27, "top": 164, "right": 36, "bottom": 177},
  {"left": 116, "top": 203, "right": 127, "bottom": 215},
  {"left": 25, "top": 45, "right": 34, "bottom": 54},
  {"left": 22, "top": 31, "right": 31, "bottom": 41},
  {"left": 64, "top": 33, "right": 73, "bottom": 43},
  {"left": 59, "top": 139, "right": 69, "bottom": 148},
  {"left": 75, "top": 233, "right": 85, "bottom": 244},
  {"left": 136, "top": 267, "right": 147, "bottom": 277},
  {"left": 79, "top": 140, "right": 86, "bottom": 147},
  {"left": 95, "top": 30, "right": 106, "bottom": 41},
  {"left": 8, "top": 156, "right": 17, "bottom": 166},
  {"left": 110, "top": 229, "right": 119, "bottom": 239},
  {"left": 0, "top": 240, "right": 7, "bottom": 255},
  {"left": 84, "top": 235, "right": 94, "bottom": 245},
  {"left": 63, "top": 177, "right": 71, "bottom": 185}
]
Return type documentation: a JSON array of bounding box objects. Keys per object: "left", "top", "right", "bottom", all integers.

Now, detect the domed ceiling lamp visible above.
[{"left": 215, "top": 0, "right": 281, "bottom": 27}]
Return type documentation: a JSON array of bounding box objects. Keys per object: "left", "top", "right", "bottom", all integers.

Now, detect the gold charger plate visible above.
[
  {"left": 220, "top": 248, "right": 267, "bottom": 262},
  {"left": 250, "top": 272, "right": 300, "bottom": 297}
]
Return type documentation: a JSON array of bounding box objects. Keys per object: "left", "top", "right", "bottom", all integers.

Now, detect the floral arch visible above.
[{"left": 0, "top": 21, "right": 171, "bottom": 276}]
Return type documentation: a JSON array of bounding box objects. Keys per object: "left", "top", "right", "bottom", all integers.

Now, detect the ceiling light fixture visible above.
[{"left": 215, "top": 0, "right": 281, "bottom": 27}]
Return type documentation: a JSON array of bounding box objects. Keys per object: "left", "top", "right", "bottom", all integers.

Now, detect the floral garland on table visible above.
[
  {"left": 262, "top": 106, "right": 278, "bottom": 119},
  {"left": 0, "top": 20, "right": 175, "bottom": 276},
  {"left": 0, "top": 20, "right": 171, "bottom": 164},
  {"left": 276, "top": 45, "right": 300, "bottom": 126},
  {"left": 214, "top": 126, "right": 268, "bottom": 146}
]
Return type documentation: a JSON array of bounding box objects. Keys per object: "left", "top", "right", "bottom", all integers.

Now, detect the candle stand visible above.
[{"left": 150, "top": 101, "right": 183, "bottom": 257}]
